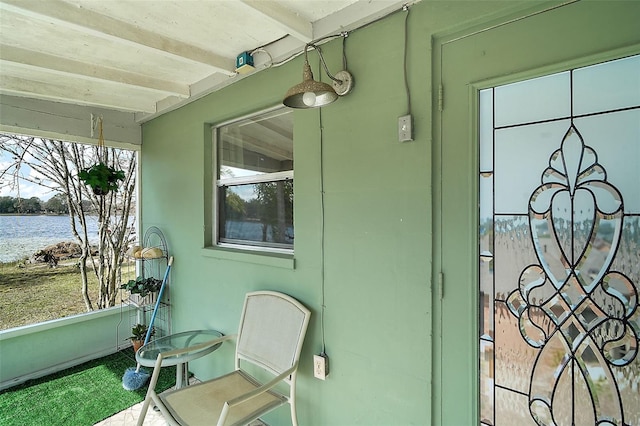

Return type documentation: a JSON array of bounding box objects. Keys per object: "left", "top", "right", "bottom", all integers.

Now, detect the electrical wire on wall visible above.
[
  {"left": 342, "top": 32, "right": 348, "bottom": 72},
  {"left": 314, "top": 31, "right": 350, "bottom": 370},
  {"left": 319, "top": 106, "right": 327, "bottom": 357},
  {"left": 403, "top": 5, "right": 412, "bottom": 116},
  {"left": 396, "top": 4, "right": 414, "bottom": 142}
]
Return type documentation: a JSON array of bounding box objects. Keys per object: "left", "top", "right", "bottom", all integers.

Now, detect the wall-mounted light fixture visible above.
[{"left": 283, "top": 43, "right": 353, "bottom": 109}]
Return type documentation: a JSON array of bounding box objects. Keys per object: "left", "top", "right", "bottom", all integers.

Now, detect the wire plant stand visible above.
[{"left": 119, "top": 226, "right": 171, "bottom": 355}]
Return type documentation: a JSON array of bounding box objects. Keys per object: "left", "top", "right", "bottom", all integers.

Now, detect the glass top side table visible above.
[{"left": 136, "top": 329, "right": 223, "bottom": 389}]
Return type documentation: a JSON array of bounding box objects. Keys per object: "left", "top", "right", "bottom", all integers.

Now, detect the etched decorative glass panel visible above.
[{"left": 479, "top": 55, "right": 640, "bottom": 426}]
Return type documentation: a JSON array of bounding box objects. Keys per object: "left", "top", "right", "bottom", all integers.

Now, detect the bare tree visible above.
[{"left": 0, "top": 134, "right": 136, "bottom": 310}]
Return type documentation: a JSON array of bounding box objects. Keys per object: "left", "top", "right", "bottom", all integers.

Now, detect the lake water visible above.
[{"left": 0, "top": 215, "right": 100, "bottom": 263}]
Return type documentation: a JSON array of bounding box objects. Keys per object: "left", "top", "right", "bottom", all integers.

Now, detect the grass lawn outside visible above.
[{"left": 0, "top": 260, "right": 135, "bottom": 331}]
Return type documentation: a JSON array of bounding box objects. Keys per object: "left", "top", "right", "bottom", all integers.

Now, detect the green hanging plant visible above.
[
  {"left": 78, "top": 116, "right": 125, "bottom": 195},
  {"left": 78, "top": 162, "right": 125, "bottom": 195}
]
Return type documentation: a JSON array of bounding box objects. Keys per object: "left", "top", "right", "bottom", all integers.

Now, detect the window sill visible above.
[{"left": 201, "top": 246, "right": 295, "bottom": 269}]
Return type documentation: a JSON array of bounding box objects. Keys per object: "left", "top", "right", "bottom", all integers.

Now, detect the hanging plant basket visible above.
[
  {"left": 78, "top": 117, "right": 125, "bottom": 195},
  {"left": 78, "top": 162, "right": 125, "bottom": 195}
]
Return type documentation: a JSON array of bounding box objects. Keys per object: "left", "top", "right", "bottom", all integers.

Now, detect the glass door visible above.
[
  {"left": 434, "top": 2, "right": 640, "bottom": 424},
  {"left": 479, "top": 55, "right": 639, "bottom": 426}
]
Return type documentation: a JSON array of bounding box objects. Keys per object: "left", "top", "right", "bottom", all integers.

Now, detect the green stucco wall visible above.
[
  {"left": 139, "top": 1, "right": 639, "bottom": 424},
  {"left": 141, "top": 7, "right": 433, "bottom": 419}
]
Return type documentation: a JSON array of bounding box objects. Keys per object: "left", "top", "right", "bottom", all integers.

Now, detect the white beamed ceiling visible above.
[{"left": 0, "top": 0, "right": 417, "bottom": 127}]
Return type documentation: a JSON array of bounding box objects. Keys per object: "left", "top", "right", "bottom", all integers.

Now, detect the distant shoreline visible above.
[
  {"left": 0, "top": 213, "right": 101, "bottom": 217},
  {"left": 0, "top": 213, "right": 67, "bottom": 216}
]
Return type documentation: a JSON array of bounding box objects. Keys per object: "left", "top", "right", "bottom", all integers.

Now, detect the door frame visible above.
[{"left": 432, "top": 2, "right": 640, "bottom": 424}]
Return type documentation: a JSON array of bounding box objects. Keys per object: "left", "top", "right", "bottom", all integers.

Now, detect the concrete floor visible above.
[
  {"left": 95, "top": 401, "right": 268, "bottom": 425},
  {"left": 93, "top": 375, "right": 267, "bottom": 426},
  {"left": 94, "top": 396, "right": 268, "bottom": 426},
  {"left": 93, "top": 400, "right": 167, "bottom": 426}
]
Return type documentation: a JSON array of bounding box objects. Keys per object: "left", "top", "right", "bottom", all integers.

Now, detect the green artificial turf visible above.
[{"left": 0, "top": 350, "right": 176, "bottom": 426}]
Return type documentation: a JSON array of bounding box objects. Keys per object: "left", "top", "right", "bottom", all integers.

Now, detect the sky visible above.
[{"left": 0, "top": 150, "right": 56, "bottom": 201}]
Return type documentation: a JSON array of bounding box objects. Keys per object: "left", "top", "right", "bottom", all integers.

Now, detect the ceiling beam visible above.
[
  {"left": 0, "top": 75, "right": 157, "bottom": 113},
  {"left": 0, "top": 0, "right": 236, "bottom": 75},
  {"left": 0, "top": 94, "right": 141, "bottom": 147},
  {"left": 239, "top": 0, "right": 313, "bottom": 43},
  {"left": 0, "top": 45, "right": 190, "bottom": 98}
]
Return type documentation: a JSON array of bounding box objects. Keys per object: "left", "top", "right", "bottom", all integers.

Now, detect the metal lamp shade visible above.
[{"left": 283, "top": 61, "right": 338, "bottom": 108}]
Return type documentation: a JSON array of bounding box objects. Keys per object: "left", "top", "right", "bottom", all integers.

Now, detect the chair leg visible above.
[
  {"left": 290, "top": 401, "right": 298, "bottom": 426},
  {"left": 139, "top": 356, "right": 164, "bottom": 425},
  {"left": 136, "top": 395, "right": 153, "bottom": 426}
]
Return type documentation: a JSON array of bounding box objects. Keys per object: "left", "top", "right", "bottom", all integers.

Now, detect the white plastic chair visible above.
[{"left": 136, "top": 291, "right": 311, "bottom": 426}]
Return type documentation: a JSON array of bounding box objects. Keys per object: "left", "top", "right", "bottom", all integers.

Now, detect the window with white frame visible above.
[{"left": 214, "top": 107, "right": 293, "bottom": 252}]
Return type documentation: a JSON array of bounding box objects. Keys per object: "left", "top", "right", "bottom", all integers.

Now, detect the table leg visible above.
[
  {"left": 176, "top": 363, "right": 183, "bottom": 388},
  {"left": 175, "top": 362, "right": 190, "bottom": 389}
]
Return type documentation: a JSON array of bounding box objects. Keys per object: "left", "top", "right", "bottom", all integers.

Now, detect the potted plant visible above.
[
  {"left": 120, "top": 275, "right": 163, "bottom": 305},
  {"left": 128, "top": 323, "right": 155, "bottom": 353},
  {"left": 78, "top": 162, "right": 125, "bottom": 195}
]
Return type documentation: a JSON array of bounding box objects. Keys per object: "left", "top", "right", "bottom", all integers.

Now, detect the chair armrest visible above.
[
  {"left": 218, "top": 362, "right": 299, "bottom": 425},
  {"left": 227, "top": 362, "right": 298, "bottom": 408},
  {"left": 156, "top": 334, "right": 236, "bottom": 363}
]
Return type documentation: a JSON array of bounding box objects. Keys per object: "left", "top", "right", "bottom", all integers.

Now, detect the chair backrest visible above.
[{"left": 236, "top": 291, "right": 311, "bottom": 378}]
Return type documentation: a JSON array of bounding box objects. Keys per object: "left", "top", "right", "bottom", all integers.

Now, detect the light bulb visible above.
[{"left": 302, "top": 92, "right": 317, "bottom": 106}]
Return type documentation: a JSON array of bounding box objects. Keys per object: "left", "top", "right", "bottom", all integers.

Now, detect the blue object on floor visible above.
[{"left": 122, "top": 366, "right": 150, "bottom": 390}]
